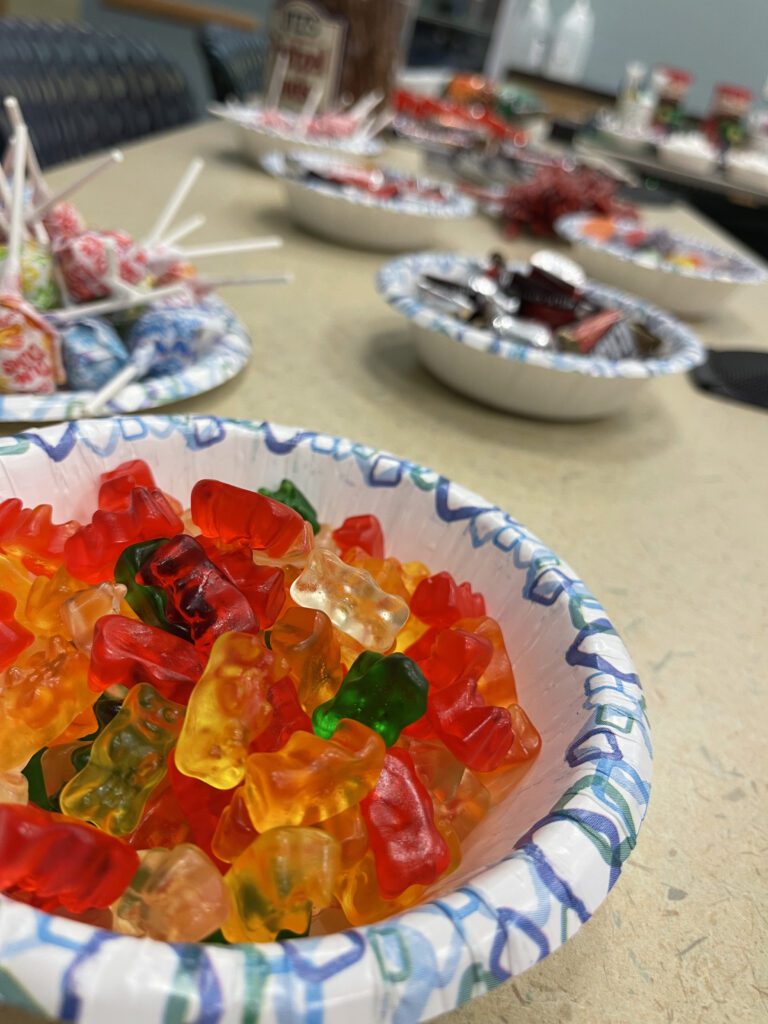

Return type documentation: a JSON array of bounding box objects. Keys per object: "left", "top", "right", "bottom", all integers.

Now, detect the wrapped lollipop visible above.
[
  {"left": 0, "top": 126, "right": 62, "bottom": 395},
  {"left": 0, "top": 239, "right": 60, "bottom": 310},
  {"left": 60, "top": 318, "right": 129, "bottom": 391},
  {"left": 56, "top": 229, "right": 148, "bottom": 302},
  {"left": 125, "top": 304, "right": 228, "bottom": 378}
]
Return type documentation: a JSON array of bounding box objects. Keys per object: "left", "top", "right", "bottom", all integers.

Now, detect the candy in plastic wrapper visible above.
[
  {"left": 0, "top": 242, "right": 60, "bottom": 311},
  {"left": 56, "top": 230, "right": 148, "bottom": 303},
  {"left": 126, "top": 306, "right": 228, "bottom": 378},
  {"left": 0, "top": 296, "right": 61, "bottom": 394},
  {"left": 61, "top": 318, "right": 129, "bottom": 390},
  {"left": 557, "top": 309, "right": 626, "bottom": 355}
]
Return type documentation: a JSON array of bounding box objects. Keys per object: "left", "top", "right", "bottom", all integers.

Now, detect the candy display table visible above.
[{"left": 0, "top": 120, "right": 766, "bottom": 1024}]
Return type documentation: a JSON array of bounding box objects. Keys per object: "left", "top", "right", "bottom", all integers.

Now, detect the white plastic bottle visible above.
[
  {"left": 507, "top": 0, "right": 552, "bottom": 74},
  {"left": 545, "top": 0, "right": 594, "bottom": 83}
]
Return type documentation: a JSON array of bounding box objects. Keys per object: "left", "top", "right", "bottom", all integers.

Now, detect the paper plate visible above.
[
  {"left": 0, "top": 298, "right": 251, "bottom": 424},
  {"left": 0, "top": 414, "right": 652, "bottom": 1023}
]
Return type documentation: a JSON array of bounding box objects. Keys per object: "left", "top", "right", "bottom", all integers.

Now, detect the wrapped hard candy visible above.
[
  {"left": 0, "top": 296, "right": 61, "bottom": 394},
  {"left": 43, "top": 202, "right": 87, "bottom": 244},
  {"left": 61, "top": 318, "right": 130, "bottom": 391},
  {"left": 56, "top": 230, "right": 148, "bottom": 302},
  {"left": 126, "top": 305, "right": 227, "bottom": 378},
  {"left": 0, "top": 241, "right": 61, "bottom": 310}
]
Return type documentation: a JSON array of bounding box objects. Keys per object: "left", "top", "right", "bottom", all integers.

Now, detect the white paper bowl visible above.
[
  {"left": 724, "top": 150, "right": 768, "bottom": 191},
  {"left": 263, "top": 150, "right": 476, "bottom": 252},
  {"left": 0, "top": 414, "right": 651, "bottom": 1023},
  {"left": 556, "top": 214, "right": 768, "bottom": 319},
  {"left": 377, "top": 252, "right": 706, "bottom": 420},
  {"left": 209, "top": 104, "right": 382, "bottom": 167},
  {"left": 656, "top": 135, "right": 718, "bottom": 176}
]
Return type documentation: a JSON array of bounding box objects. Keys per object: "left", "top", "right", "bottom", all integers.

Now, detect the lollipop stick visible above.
[
  {"left": 296, "top": 83, "right": 324, "bottom": 136},
  {"left": 144, "top": 158, "right": 204, "bottom": 245},
  {"left": 195, "top": 271, "right": 294, "bottom": 290},
  {"left": 179, "top": 236, "right": 283, "bottom": 259},
  {"left": 265, "top": 52, "right": 289, "bottom": 109},
  {"left": 158, "top": 213, "right": 206, "bottom": 248},
  {"left": 27, "top": 150, "right": 123, "bottom": 224},
  {"left": 347, "top": 89, "right": 384, "bottom": 123},
  {"left": 81, "top": 361, "right": 142, "bottom": 416},
  {"left": 357, "top": 109, "right": 393, "bottom": 141},
  {"left": 2, "top": 124, "right": 28, "bottom": 296},
  {"left": 4, "top": 97, "right": 48, "bottom": 201},
  {"left": 48, "top": 282, "right": 188, "bottom": 323}
]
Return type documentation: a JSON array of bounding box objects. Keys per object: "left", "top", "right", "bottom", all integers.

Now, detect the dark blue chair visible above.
[
  {"left": 0, "top": 17, "right": 195, "bottom": 168},
  {"left": 198, "top": 23, "right": 269, "bottom": 103}
]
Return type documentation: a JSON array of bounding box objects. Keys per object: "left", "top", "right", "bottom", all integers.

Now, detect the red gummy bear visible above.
[
  {"left": 88, "top": 615, "right": 206, "bottom": 703},
  {"left": 360, "top": 747, "right": 450, "bottom": 899},
  {"left": 332, "top": 514, "right": 384, "bottom": 559},
  {"left": 410, "top": 572, "right": 486, "bottom": 629},
  {"left": 249, "top": 675, "right": 312, "bottom": 753},
  {"left": 0, "top": 499, "right": 79, "bottom": 576},
  {"left": 0, "top": 803, "right": 139, "bottom": 912},
  {"left": 63, "top": 486, "right": 183, "bottom": 584},
  {"left": 191, "top": 479, "right": 306, "bottom": 558},
  {"left": 428, "top": 679, "right": 514, "bottom": 773},
  {"left": 0, "top": 591, "right": 33, "bottom": 672},
  {"left": 167, "top": 752, "right": 230, "bottom": 869},
  {"left": 139, "top": 534, "right": 256, "bottom": 651},
  {"left": 98, "top": 459, "right": 157, "bottom": 512},
  {"left": 213, "top": 547, "right": 285, "bottom": 630}
]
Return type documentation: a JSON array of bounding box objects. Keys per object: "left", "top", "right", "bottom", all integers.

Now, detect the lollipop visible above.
[
  {"left": 0, "top": 126, "right": 62, "bottom": 395},
  {"left": 60, "top": 318, "right": 129, "bottom": 391},
  {"left": 0, "top": 239, "right": 60, "bottom": 310},
  {"left": 56, "top": 229, "right": 148, "bottom": 303},
  {"left": 145, "top": 235, "right": 283, "bottom": 277},
  {"left": 125, "top": 305, "right": 228, "bottom": 378}
]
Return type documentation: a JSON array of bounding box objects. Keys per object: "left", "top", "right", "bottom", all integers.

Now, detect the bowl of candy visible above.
[
  {"left": 263, "top": 150, "right": 476, "bottom": 252},
  {"left": 556, "top": 214, "right": 767, "bottom": 318},
  {"left": 0, "top": 414, "right": 650, "bottom": 1022},
  {"left": 209, "top": 99, "right": 384, "bottom": 168},
  {"left": 377, "top": 250, "right": 706, "bottom": 420},
  {"left": 0, "top": 98, "right": 291, "bottom": 423}
]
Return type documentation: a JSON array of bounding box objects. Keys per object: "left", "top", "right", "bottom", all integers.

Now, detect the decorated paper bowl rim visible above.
[
  {"left": 209, "top": 103, "right": 383, "bottom": 157},
  {"left": 0, "top": 414, "right": 652, "bottom": 1023},
  {"left": 376, "top": 251, "right": 706, "bottom": 380},
  {"left": 263, "top": 150, "right": 477, "bottom": 219},
  {"left": 556, "top": 213, "right": 768, "bottom": 285},
  {"left": 0, "top": 297, "right": 252, "bottom": 424}
]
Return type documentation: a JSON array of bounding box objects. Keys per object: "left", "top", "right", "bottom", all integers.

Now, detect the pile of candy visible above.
[
  {"left": 0, "top": 97, "right": 289, "bottom": 406},
  {"left": 578, "top": 218, "right": 744, "bottom": 276},
  {"left": 418, "top": 251, "right": 663, "bottom": 359},
  {"left": 392, "top": 89, "right": 527, "bottom": 148},
  {"left": 0, "top": 460, "right": 540, "bottom": 943},
  {"left": 283, "top": 156, "right": 451, "bottom": 205}
]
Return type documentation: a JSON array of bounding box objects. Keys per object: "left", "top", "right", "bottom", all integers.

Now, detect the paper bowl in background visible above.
[
  {"left": 556, "top": 214, "right": 768, "bottom": 319},
  {"left": 0, "top": 414, "right": 651, "bottom": 1023},
  {"left": 377, "top": 252, "right": 706, "bottom": 420},
  {"left": 209, "top": 103, "right": 383, "bottom": 168},
  {"left": 263, "top": 150, "right": 476, "bottom": 252}
]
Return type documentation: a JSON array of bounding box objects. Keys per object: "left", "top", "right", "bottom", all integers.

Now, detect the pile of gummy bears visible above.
[{"left": 0, "top": 459, "right": 540, "bottom": 943}]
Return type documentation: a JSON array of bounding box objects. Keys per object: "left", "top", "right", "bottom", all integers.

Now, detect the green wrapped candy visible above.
[
  {"left": 0, "top": 241, "right": 61, "bottom": 310},
  {"left": 259, "top": 479, "right": 320, "bottom": 535},
  {"left": 312, "top": 651, "right": 428, "bottom": 747}
]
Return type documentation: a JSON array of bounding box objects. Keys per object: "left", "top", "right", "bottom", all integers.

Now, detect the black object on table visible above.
[
  {"left": 690, "top": 350, "right": 768, "bottom": 410},
  {"left": 198, "top": 23, "right": 269, "bottom": 104},
  {"left": 0, "top": 17, "right": 195, "bottom": 168}
]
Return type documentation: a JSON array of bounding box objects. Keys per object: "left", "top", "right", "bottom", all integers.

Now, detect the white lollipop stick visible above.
[
  {"left": 194, "top": 271, "right": 294, "bottom": 291},
  {"left": 48, "top": 282, "right": 188, "bottom": 323},
  {"left": 158, "top": 213, "right": 206, "bottom": 248},
  {"left": 178, "top": 236, "right": 283, "bottom": 259},
  {"left": 265, "top": 52, "right": 289, "bottom": 110},
  {"left": 357, "top": 109, "right": 393, "bottom": 141},
  {"left": 27, "top": 150, "right": 123, "bottom": 224},
  {"left": 4, "top": 97, "right": 48, "bottom": 201},
  {"left": 347, "top": 89, "right": 384, "bottom": 123},
  {"left": 81, "top": 359, "right": 145, "bottom": 416},
  {"left": 144, "top": 158, "right": 204, "bottom": 246},
  {"left": 296, "top": 83, "right": 324, "bottom": 136},
  {"left": 3, "top": 125, "right": 28, "bottom": 296}
]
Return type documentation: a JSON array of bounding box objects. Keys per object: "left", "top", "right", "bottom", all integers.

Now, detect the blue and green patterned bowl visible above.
[{"left": 0, "top": 415, "right": 651, "bottom": 1022}]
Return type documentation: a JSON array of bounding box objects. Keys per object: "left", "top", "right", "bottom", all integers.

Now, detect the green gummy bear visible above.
[
  {"left": 312, "top": 651, "right": 428, "bottom": 747},
  {"left": 259, "top": 479, "right": 320, "bottom": 535},
  {"left": 114, "top": 538, "right": 189, "bottom": 639}
]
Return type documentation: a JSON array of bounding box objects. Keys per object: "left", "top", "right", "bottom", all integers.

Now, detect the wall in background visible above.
[
  {"left": 493, "top": 0, "right": 768, "bottom": 114},
  {"left": 81, "top": 0, "right": 274, "bottom": 113}
]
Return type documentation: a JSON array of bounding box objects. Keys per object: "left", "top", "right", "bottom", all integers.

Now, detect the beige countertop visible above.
[{"left": 1, "top": 121, "right": 766, "bottom": 1024}]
